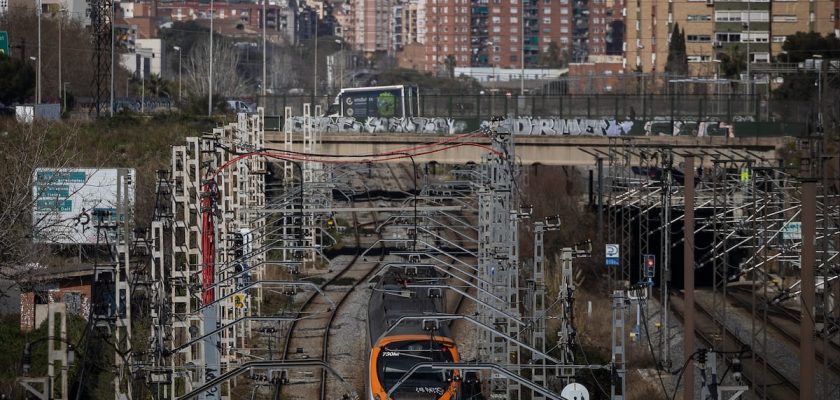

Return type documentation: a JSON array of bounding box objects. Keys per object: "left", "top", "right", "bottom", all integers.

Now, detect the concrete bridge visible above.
[{"left": 265, "top": 132, "right": 787, "bottom": 166}]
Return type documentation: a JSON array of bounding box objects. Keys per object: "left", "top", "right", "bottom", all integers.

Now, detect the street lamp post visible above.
[
  {"left": 63, "top": 82, "right": 70, "bottom": 113},
  {"left": 30, "top": 56, "right": 38, "bottom": 103},
  {"left": 110, "top": 0, "right": 115, "bottom": 116},
  {"left": 814, "top": 54, "right": 824, "bottom": 133},
  {"left": 36, "top": 0, "right": 42, "bottom": 104},
  {"left": 209, "top": 0, "right": 214, "bottom": 116},
  {"left": 335, "top": 39, "right": 343, "bottom": 90},
  {"left": 520, "top": 9, "right": 524, "bottom": 95},
  {"left": 58, "top": 7, "right": 65, "bottom": 102},
  {"left": 712, "top": 59, "right": 722, "bottom": 115},
  {"left": 141, "top": 73, "right": 145, "bottom": 114},
  {"left": 262, "top": 0, "right": 267, "bottom": 97},
  {"left": 173, "top": 46, "right": 182, "bottom": 105}
]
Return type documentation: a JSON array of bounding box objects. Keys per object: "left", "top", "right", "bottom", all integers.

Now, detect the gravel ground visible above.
[
  {"left": 325, "top": 277, "right": 371, "bottom": 399},
  {"left": 451, "top": 299, "right": 480, "bottom": 362},
  {"left": 695, "top": 289, "right": 837, "bottom": 399}
]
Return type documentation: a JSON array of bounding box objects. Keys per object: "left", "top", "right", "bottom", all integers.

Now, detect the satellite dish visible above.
[{"left": 561, "top": 383, "right": 590, "bottom": 400}]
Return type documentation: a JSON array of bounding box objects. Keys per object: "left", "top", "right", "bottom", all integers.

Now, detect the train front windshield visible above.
[{"left": 377, "top": 340, "right": 455, "bottom": 397}]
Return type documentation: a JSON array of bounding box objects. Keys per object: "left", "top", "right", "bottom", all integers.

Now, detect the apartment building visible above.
[
  {"left": 420, "top": 0, "right": 576, "bottom": 72},
  {"left": 423, "top": 0, "right": 471, "bottom": 71},
  {"left": 836, "top": 0, "right": 840, "bottom": 34},
  {"left": 354, "top": 0, "right": 395, "bottom": 52},
  {"left": 625, "top": 0, "right": 839, "bottom": 76},
  {"left": 589, "top": 0, "right": 625, "bottom": 56},
  {"left": 4, "top": 0, "right": 91, "bottom": 24},
  {"left": 391, "top": 0, "right": 426, "bottom": 52}
]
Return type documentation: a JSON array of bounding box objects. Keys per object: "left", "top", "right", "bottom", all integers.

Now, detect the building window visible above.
[
  {"left": 715, "top": 32, "right": 741, "bottom": 43},
  {"left": 543, "top": 17, "right": 550, "bottom": 24},
  {"left": 743, "top": 32, "right": 769, "bottom": 43},
  {"left": 687, "top": 55, "right": 712, "bottom": 62},
  {"left": 561, "top": 7, "right": 569, "bottom": 15},
  {"left": 772, "top": 35, "right": 787, "bottom": 43},
  {"left": 715, "top": 11, "right": 741, "bottom": 22},
  {"left": 687, "top": 34, "right": 711, "bottom": 43},
  {"left": 752, "top": 52, "right": 770, "bottom": 62},
  {"left": 687, "top": 14, "right": 711, "bottom": 22},
  {"left": 544, "top": 7, "right": 551, "bottom": 14},
  {"left": 716, "top": 11, "right": 769, "bottom": 22},
  {"left": 772, "top": 15, "right": 797, "bottom": 23},
  {"left": 511, "top": 17, "right": 518, "bottom": 23}
]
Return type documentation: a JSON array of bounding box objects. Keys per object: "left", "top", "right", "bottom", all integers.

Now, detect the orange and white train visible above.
[{"left": 367, "top": 265, "right": 461, "bottom": 400}]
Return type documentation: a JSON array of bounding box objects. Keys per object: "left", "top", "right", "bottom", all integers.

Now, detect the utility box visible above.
[{"left": 15, "top": 103, "right": 61, "bottom": 123}]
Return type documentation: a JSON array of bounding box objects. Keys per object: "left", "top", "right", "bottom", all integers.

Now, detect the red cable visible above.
[
  {"left": 202, "top": 134, "right": 500, "bottom": 306},
  {"left": 211, "top": 135, "right": 500, "bottom": 178}
]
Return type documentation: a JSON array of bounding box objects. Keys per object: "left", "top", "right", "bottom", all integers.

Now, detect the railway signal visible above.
[{"left": 644, "top": 254, "right": 655, "bottom": 282}]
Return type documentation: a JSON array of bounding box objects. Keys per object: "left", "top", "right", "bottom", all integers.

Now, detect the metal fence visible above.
[{"left": 257, "top": 93, "right": 823, "bottom": 125}]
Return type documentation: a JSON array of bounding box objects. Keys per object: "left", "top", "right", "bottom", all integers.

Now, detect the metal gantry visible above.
[
  {"left": 107, "top": 113, "right": 645, "bottom": 400},
  {"left": 598, "top": 135, "right": 840, "bottom": 400}
]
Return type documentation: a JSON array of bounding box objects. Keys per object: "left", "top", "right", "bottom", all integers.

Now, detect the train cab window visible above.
[{"left": 377, "top": 340, "right": 454, "bottom": 395}]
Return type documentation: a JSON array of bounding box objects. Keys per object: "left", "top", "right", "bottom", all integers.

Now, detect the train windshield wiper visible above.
[{"left": 383, "top": 352, "right": 434, "bottom": 361}]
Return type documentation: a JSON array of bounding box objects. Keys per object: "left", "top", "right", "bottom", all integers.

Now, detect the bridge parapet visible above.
[{"left": 265, "top": 132, "right": 786, "bottom": 166}]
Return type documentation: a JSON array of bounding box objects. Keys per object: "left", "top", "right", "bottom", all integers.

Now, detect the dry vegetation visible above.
[{"left": 521, "top": 164, "right": 668, "bottom": 400}]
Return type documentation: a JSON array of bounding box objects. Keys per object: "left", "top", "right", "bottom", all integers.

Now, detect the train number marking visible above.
[{"left": 416, "top": 387, "right": 445, "bottom": 395}]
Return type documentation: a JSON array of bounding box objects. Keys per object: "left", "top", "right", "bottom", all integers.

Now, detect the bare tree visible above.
[
  {"left": 0, "top": 122, "right": 83, "bottom": 293},
  {"left": 268, "top": 46, "right": 302, "bottom": 91},
  {"left": 184, "top": 39, "right": 251, "bottom": 100}
]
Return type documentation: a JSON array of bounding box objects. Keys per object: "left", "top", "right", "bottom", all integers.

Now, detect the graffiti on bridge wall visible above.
[
  {"left": 496, "top": 118, "right": 635, "bottom": 136},
  {"left": 282, "top": 116, "right": 737, "bottom": 136},
  {"left": 643, "top": 119, "right": 735, "bottom": 137},
  {"left": 283, "top": 116, "right": 468, "bottom": 134},
  {"left": 285, "top": 116, "right": 635, "bottom": 135}
]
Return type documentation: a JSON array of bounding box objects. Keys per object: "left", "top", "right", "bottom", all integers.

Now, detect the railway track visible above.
[
  {"left": 392, "top": 163, "right": 477, "bottom": 319},
  {"left": 727, "top": 286, "right": 840, "bottom": 380},
  {"left": 670, "top": 291, "right": 800, "bottom": 400},
  {"left": 279, "top": 165, "right": 396, "bottom": 399}
]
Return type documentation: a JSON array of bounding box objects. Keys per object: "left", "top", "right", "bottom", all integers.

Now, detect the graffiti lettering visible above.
[
  {"left": 283, "top": 116, "right": 467, "bottom": 134},
  {"left": 643, "top": 120, "right": 734, "bottom": 137},
  {"left": 489, "top": 118, "right": 634, "bottom": 136},
  {"left": 282, "top": 116, "right": 741, "bottom": 136}
]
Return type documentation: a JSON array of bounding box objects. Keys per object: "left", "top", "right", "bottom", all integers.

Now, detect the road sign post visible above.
[{"left": 606, "top": 244, "right": 619, "bottom": 266}]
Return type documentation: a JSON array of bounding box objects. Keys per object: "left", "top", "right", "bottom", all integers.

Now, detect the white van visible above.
[{"left": 225, "top": 100, "right": 253, "bottom": 113}]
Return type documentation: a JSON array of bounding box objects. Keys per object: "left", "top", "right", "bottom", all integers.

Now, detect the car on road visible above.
[{"left": 225, "top": 100, "right": 254, "bottom": 114}]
